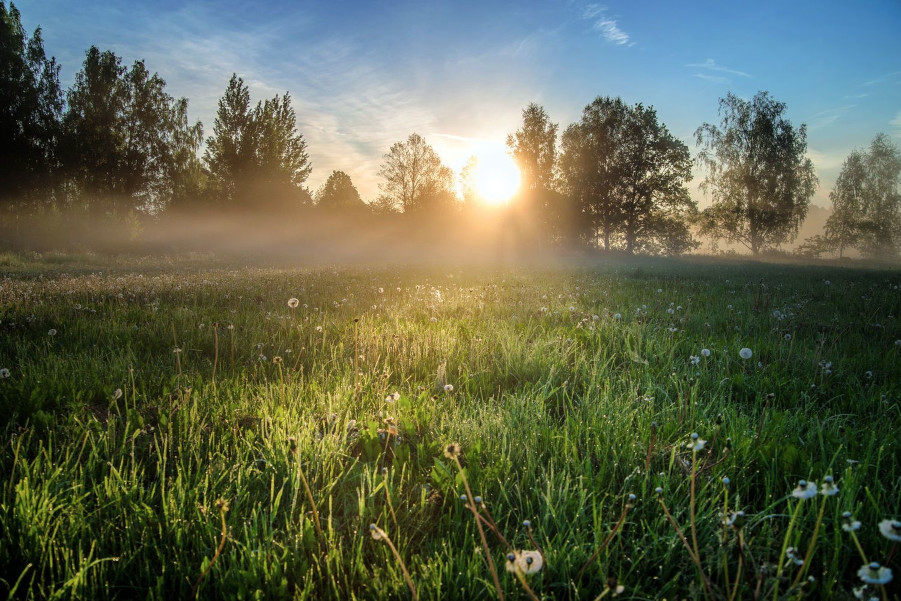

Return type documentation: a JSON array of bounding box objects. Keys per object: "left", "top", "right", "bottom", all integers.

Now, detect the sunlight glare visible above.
[{"left": 473, "top": 149, "right": 521, "bottom": 205}]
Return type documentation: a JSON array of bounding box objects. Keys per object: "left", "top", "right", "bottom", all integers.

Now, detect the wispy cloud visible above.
[
  {"left": 843, "top": 93, "right": 870, "bottom": 100},
  {"left": 686, "top": 58, "right": 751, "bottom": 79},
  {"left": 806, "top": 147, "right": 847, "bottom": 172},
  {"left": 581, "top": 4, "right": 632, "bottom": 46},
  {"left": 863, "top": 70, "right": 901, "bottom": 87},
  {"left": 891, "top": 111, "right": 901, "bottom": 138},
  {"left": 807, "top": 105, "right": 856, "bottom": 130},
  {"left": 693, "top": 73, "right": 728, "bottom": 84}
]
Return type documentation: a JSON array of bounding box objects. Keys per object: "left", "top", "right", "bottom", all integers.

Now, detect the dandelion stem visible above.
[
  {"left": 847, "top": 529, "right": 868, "bottom": 564},
  {"left": 773, "top": 498, "right": 804, "bottom": 601},
  {"left": 476, "top": 503, "right": 514, "bottom": 552},
  {"left": 191, "top": 500, "right": 229, "bottom": 599},
  {"left": 577, "top": 502, "right": 632, "bottom": 580},
  {"left": 658, "top": 497, "right": 714, "bottom": 601},
  {"left": 791, "top": 497, "right": 827, "bottom": 589},
  {"left": 212, "top": 323, "right": 219, "bottom": 385},
  {"left": 380, "top": 529, "right": 419, "bottom": 601},
  {"left": 729, "top": 529, "right": 745, "bottom": 601},
  {"left": 645, "top": 425, "right": 657, "bottom": 473},
  {"left": 690, "top": 450, "right": 702, "bottom": 576},
  {"left": 454, "top": 456, "right": 504, "bottom": 601},
  {"left": 513, "top": 569, "right": 541, "bottom": 601},
  {"left": 383, "top": 470, "right": 399, "bottom": 531},
  {"left": 294, "top": 449, "right": 325, "bottom": 552}
]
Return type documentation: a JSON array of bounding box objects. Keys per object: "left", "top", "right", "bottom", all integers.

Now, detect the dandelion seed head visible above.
[
  {"left": 444, "top": 443, "right": 461, "bottom": 460},
  {"left": 505, "top": 550, "right": 544, "bottom": 575},
  {"left": 878, "top": 519, "right": 901, "bottom": 542},
  {"left": 443, "top": 384, "right": 454, "bottom": 392},
  {"left": 47, "top": 328, "right": 56, "bottom": 336},
  {"left": 739, "top": 348, "right": 753, "bottom": 360},
  {"left": 858, "top": 563, "right": 892, "bottom": 585},
  {"left": 701, "top": 348, "right": 711, "bottom": 357},
  {"left": 0, "top": 368, "right": 11, "bottom": 379},
  {"left": 112, "top": 388, "right": 122, "bottom": 400},
  {"left": 288, "top": 298, "right": 299, "bottom": 308},
  {"left": 792, "top": 480, "right": 818, "bottom": 499}
]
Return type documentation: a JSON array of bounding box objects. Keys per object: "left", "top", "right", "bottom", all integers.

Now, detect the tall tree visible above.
[
  {"left": 616, "top": 103, "right": 695, "bottom": 254},
  {"left": 316, "top": 170, "right": 366, "bottom": 212},
  {"left": 62, "top": 47, "right": 203, "bottom": 215},
  {"left": 695, "top": 91, "right": 817, "bottom": 255},
  {"left": 0, "top": 1, "right": 63, "bottom": 209},
  {"left": 560, "top": 97, "right": 696, "bottom": 254},
  {"left": 203, "top": 74, "right": 256, "bottom": 206},
  {"left": 507, "top": 103, "right": 557, "bottom": 193},
  {"left": 204, "top": 75, "right": 311, "bottom": 211},
  {"left": 61, "top": 46, "right": 128, "bottom": 213},
  {"left": 507, "top": 103, "right": 561, "bottom": 244},
  {"left": 560, "top": 98, "right": 621, "bottom": 249},
  {"left": 252, "top": 92, "right": 312, "bottom": 207},
  {"left": 823, "top": 150, "right": 867, "bottom": 258},
  {"left": 378, "top": 133, "right": 454, "bottom": 214},
  {"left": 823, "top": 134, "right": 901, "bottom": 259}
]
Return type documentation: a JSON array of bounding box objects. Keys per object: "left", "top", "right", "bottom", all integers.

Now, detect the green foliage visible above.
[
  {"left": 0, "top": 1, "right": 64, "bottom": 209},
  {"left": 203, "top": 75, "right": 312, "bottom": 213},
  {"left": 0, "top": 256, "right": 899, "bottom": 599},
  {"left": 824, "top": 134, "right": 901, "bottom": 260},
  {"left": 378, "top": 133, "right": 455, "bottom": 215},
  {"left": 315, "top": 171, "right": 366, "bottom": 213},
  {"left": 61, "top": 46, "right": 204, "bottom": 216},
  {"left": 695, "top": 91, "right": 818, "bottom": 255},
  {"left": 560, "top": 97, "right": 696, "bottom": 254}
]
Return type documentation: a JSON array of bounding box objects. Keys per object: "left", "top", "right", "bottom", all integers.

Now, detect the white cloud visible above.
[
  {"left": 693, "top": 73, "right": 728, "bottom": 84},
  {"left": 863, "top": 70, "right": 901, "bottom": 87},
  {"left": 581, "top": 5, "right": 631, "bottom": 46},
  {"left": 807, "top": 105, "right": 856, "bottom": 131},
  {"left": 686, "top": 59, "right": 750, "bottom": 78},
  {"left": 891, "top": 111, "right": 901, "bottom": 137}
]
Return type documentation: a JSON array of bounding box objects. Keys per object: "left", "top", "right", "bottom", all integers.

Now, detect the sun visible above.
[{"left": 472, "top": 149, "right": 521, "bottom": 205}]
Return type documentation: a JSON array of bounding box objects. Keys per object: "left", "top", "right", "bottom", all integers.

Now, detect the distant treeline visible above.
[{"left": 2, "top": 2, "right": 899, "bottom": 259}]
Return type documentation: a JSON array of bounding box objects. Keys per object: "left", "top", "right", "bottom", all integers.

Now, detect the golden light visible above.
[{"left": 472, "top": 148, "right": 521, "bottom": 205}]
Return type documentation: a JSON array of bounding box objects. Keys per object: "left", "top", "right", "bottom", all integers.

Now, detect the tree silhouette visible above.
[
  {"left": 823, "top": 134, "right": 901, "bottom": 259},
  {"left": 204, "top": 75, "right": 311, "bottom": 211},
  {"left": 316, "top": 170, "right": 366, "bottom": 213},
  {"left": 615, "top": 103, "right": 695, "bottom": 254},
  {"left": 0, "top": 1, "right": 63, "bottom": 209},
  {"left": 695, "top": 91, "right": 817, "bottom": 255},
  {"left": 378, "top": 133, "right": 454, "bottom": 215},
  {"left": 507, "top": 103, "right": 561, "bottom": 244},
  {"left": 560, "top": 97, "right": 626, "bottom": 249},
  {"left": 62, "top": 47, "right": 203, "bottom": 216}
]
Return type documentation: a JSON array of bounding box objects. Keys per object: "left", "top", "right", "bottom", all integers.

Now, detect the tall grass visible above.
[{"left": 0, "top": 255, "right": 899, "bottom": 599}]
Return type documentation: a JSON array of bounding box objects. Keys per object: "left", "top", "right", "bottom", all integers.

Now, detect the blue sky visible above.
[{"left": 17, "top": 0, "right": 901, "bottom": 206}]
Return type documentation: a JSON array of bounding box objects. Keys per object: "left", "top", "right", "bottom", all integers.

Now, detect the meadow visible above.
[{"left": 0, "top": 252, "right": 899, "bottom": 600}]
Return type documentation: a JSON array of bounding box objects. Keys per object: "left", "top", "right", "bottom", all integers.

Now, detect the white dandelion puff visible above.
[
  {"left": 878, "top": 519, "right": 901, "bottom": 542},
  {"left": 857, "top": 562, "right": 892, "bottom": 585},
  {"left": 792, "top": 480, "right": 818, "bottom": 499}
]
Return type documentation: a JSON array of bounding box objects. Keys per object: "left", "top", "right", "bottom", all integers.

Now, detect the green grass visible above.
[{"left": 0, "top": 254, "right": 899, "bottom": 599}]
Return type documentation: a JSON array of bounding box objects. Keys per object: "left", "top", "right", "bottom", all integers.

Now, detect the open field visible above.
[{"left": 1, "top": 253, "right": 899, "bottom": 600}]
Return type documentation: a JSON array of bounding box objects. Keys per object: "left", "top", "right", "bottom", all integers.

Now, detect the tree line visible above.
[{"left": 2, "top": 2, "right": 900, "bottom": 258}]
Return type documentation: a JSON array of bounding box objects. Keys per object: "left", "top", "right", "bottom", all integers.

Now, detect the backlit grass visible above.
[{"left": 1, "top": 255, "right": 899, "bottom": 599}]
